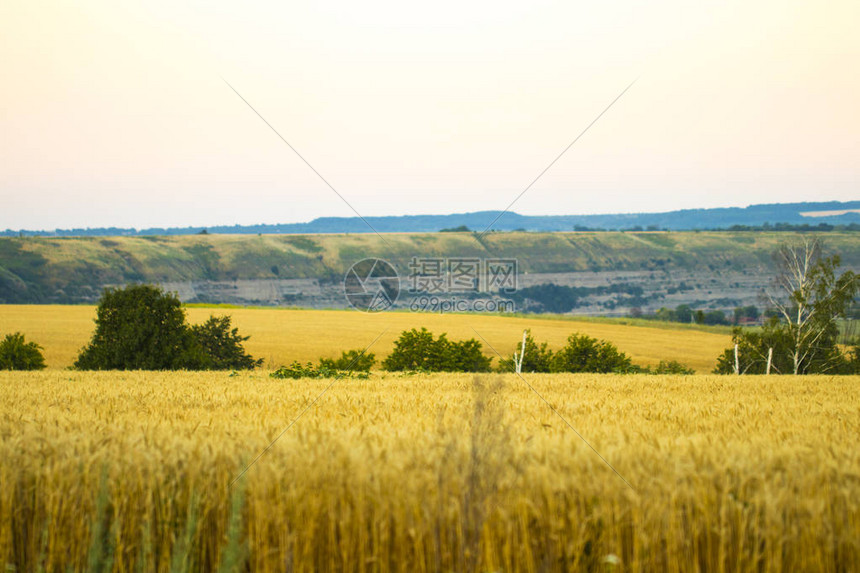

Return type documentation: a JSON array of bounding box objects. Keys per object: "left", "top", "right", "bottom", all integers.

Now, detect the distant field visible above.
[
  {"left": 2, "top": 371, "right": 858, "bottom": 571},
  {"left": 0, "top": 305, "right": 731, "bottom": 372}
]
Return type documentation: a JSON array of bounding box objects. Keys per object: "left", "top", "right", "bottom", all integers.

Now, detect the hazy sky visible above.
[{"left": 1, "top": 1, "right": 858, "bottom": 230}]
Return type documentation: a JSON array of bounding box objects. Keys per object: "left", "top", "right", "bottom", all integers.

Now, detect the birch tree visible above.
[{"left": 766, "top": 237, "right": 857, "bottom": 374}]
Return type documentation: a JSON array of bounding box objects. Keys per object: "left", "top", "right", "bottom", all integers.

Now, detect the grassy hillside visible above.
[
  {"left": 0, "top": 305, "right": 731, "bottom": 372},
  {"left": 1, "top": 231, "right": 858, "bottom": 303}
]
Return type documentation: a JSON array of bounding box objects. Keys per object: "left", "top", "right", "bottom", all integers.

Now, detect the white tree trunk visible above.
[{"left": 734, "top": 344, "right": 739, "bottom": 375}]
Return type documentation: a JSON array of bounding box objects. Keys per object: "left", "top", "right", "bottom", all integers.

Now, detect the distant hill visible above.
[
  {"left": 2, "top": 230, "right": 859, "bottom": 305},
  {"left": 3, "top": 201, "right": 860, "bottom": 237}
]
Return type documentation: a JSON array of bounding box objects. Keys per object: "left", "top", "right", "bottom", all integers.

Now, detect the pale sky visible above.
[{"left": 1, "top": 1, "right": 858, "bottom": 230}]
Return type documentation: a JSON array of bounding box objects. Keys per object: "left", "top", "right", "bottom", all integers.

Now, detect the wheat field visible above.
[
  {"left": 0, "top": 305, "right": 730, "bottom": 372},
  {"left": 1, "top": 370, "right": 858, "bottom": 572}
]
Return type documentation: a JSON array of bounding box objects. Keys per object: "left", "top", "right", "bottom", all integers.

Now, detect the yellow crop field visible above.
[
  {"left": 0, "top": 305, "right": 730, "bottom": 372},
  {"left": 1, "top": 371, "right": 858, "bottom": 572}
]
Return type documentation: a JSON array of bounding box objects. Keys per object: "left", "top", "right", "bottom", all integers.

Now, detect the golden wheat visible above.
[
  {"left": 1, "top": 370, "right": 858, "bottom": 572},
  {"left": 0, "top": 305, "right": 729, "bottom": 372}
]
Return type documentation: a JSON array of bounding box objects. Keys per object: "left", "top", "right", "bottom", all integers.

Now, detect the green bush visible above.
[
  {"left": 190, "top": 316, "right": 263, "bottom": 370},
  {"left": 273, "top": 348, "right": 375, "bottom": 379},
  {"left": 381, "top": 328, "right": 443, "bottom": 371},
  {"left": 498, "top": 329, "right": 555, "bottom": 373},
  {"left": 75, "top": 285, "right": 192, "bottom": 370},
  {"left": 715, "top": 244, "right": 858, "bottom": 375},
  {"left": 0, "top": 332, "right": 46, "bottom": 370},
  {"left": 500, "top": 330, "right": 692, "bottom": 375},
  {"left": 446, "top": 339, "right": 493, "bottom": 372},
  {"left": 715, "top": 318, "right": 856, "bottom": 375},
  {"left": 647, "top": 360, "right": 696, "bottom": 375},
  {"left": 75, "top": 284, "right": 260, "bottom": 371},
  {"left": 845, "top": 340, "right": 860, "bottom": 374},
  {"left": 714, "top": 320, "right": 800, "bottom": 375},
  {"left": 319, "top": 349, "right": 376, "bottom": 372},
  {"left": 270, "top": 361, "right": 369, "bottom": 380},
  {"left": 552, "top": 333, "right": 633, "bottom": 373},
  {"left": 381, "top": 328, "right": 492, "bottom": 372}
]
